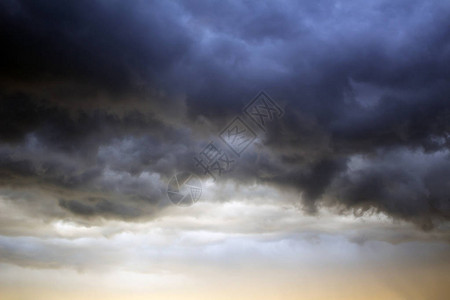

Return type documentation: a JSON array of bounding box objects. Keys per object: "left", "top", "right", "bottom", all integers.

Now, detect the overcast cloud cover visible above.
[
  {"left": 0, "top": 1, "right": 449, "bottom": 299},
  {"left": 1, "top": 0, "right": 449, "bottom": 227}
]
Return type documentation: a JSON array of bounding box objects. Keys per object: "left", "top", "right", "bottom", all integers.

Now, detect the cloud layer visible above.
[{"left": 1, "top": 0, "right": 449, "bottom": 228}]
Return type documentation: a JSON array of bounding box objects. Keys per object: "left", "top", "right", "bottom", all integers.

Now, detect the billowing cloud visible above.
[{"left": 0, "top": 0, "right": 449, "bottom": 230}]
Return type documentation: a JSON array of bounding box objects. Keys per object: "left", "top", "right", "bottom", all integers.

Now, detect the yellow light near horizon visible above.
[{"left": 1, "top": 262, "right": 449, "bottom": 300}]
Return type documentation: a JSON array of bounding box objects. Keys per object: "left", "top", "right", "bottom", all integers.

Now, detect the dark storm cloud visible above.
[
  {"left": 0, "top": 92, "right": 197, "bottom": 218},
  {"left": 327, "top": 149, "right": 450, "bottom": 230},
  {"left": 0, "top": 0, "right": 449, "bottom": 227},
  {"left": 0, "top": 0, "right": 191, "bottom": 92}
]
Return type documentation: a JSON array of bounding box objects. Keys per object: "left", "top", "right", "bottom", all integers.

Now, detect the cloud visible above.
[
  {"left": 327, "top": 149, "right": 450, "bottom": 230},
  {"left": 0, "top": 0, "right": 449, "bottom": 228},
  {"left": 0, "top": 0, "right": 192, "bottom": 92}
]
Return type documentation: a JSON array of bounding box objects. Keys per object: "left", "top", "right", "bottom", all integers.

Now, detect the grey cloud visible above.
[
  {"left": 58, "top": 198, "right": 141, "bottom": 219},
  {"left": 0, "top": 0, "right": 192, "bottom": 93},
  {"left": 327, "top": 149, "right": 450, "bottom": 230},
  {"left": 0, "top": 235, "right": 120, "bottom": 270},
  {"left": 0, "top": 0, "right": 449, "bottom": 227}
]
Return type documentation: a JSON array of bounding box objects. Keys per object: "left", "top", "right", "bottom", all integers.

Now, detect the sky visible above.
[{"left": 0, "top": 0, "right": 449, "bottom": 299}]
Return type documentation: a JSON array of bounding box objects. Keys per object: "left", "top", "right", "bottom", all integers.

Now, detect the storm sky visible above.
[{"left": 0, "top": 1, "right": 449, "bottom": 299}]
